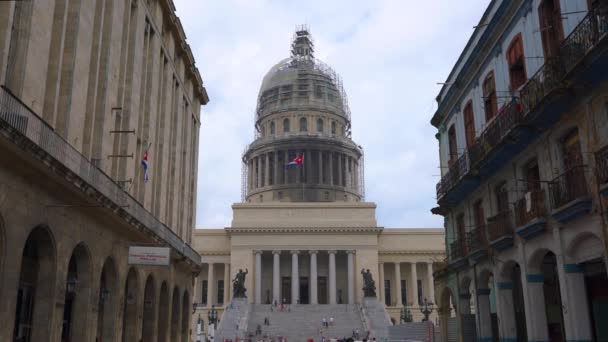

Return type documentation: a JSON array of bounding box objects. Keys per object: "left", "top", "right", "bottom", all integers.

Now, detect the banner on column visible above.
[{"left": 128, "top": 246, "right": 171, "bottom": 266}]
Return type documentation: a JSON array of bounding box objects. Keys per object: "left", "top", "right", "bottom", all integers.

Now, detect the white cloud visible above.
[{"left": 174, "top": 0, "right": 488, "bottom": 229}]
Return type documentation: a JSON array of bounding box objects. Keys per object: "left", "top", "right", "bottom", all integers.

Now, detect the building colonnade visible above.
[{"left": 378, "top": 261, "right": 436, "bottom": 309}]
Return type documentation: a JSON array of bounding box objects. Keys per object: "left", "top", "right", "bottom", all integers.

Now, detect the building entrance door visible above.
[
  {"left": 318, "top": 277, "right": 327, "bottom": 304},
  {"left": 281, "top": 277, "right": 291, "bottom": 304},
  {"left": 300, "top": 277, "right": 309, "bottom": 304},
  {"left": 584, "top": 259, "right": 608, "bottom": 341}
]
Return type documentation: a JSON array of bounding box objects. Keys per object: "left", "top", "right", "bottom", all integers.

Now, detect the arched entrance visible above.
[
  {"left": 157, "top": 282, "right": 169, "bottom": 342},
  {"left": 121, "top": 268, "right": 139, "bottom": 342},
  {"left": 458, "top": 277, "right": 477, "bottom": 341},
  {"left": 181, "top": 290, "right": 191, "bottom": 342},
  {"left": 61, "top": 243, "right": 92, "bottom": 342},
  {"left": 438, "top": 287, "right": 456, "bottom": 342},
  {"left": 13, "top": 225, "right": 56, "bottom": 342},
  {"left": 96, "top": 257, "right": 117, "bottom": 342},
  {"left": 141, "top": 275, "right": 157, "bottom": 341},
  {"left": 476, "top": 271, "right": 498, "bottom": 342},
  {"left": 541, "top": 252, "right": 565, "bottom": 341},
  {"left": 497, "top": 261, "right": 527, "bottom": 342},
  {"left": 170, "top": 287, "right": 181, "bottom": 341}
]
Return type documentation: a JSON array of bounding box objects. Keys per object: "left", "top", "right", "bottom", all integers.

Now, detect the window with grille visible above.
[
  {"left": 483, "top": 71, "right": 498, "bottom": 121},
  {"left": 202, "top": 280, "right": 208, "bottom": 305},
  {"left": 317, "top": 118, "right": 323, "bottom": 132},
  {"left": 283, "top": 118, "right": 290, "bottom": 133},
  {"left": 217, "top": 280, "right": 224, "bottom": 305},
  {"left": 300, "top": 117, "right": 307, "bottom": 132},
  {"left": 507, "top": 34, "right": 527, "bottom": 90}
]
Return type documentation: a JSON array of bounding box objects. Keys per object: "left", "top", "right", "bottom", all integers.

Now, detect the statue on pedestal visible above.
[
  {"left": 232, "top": 268, "right": 248, "bottom": 298},
  {"left": 361, "top": 268, "right": 376, "bottom": 297}
]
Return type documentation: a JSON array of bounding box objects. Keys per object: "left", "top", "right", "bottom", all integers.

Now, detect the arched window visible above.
[
  {"left": 463, "top": 101, "right": 475, "bottom": 148},
  {"left": 507, "top": 34, "right": 527, "bottom": 90},
  {"left": 483, "top": 71, "right": 498, "bottom": 121},
  {"left": 331, "top": 121, "right": 336, "bottom": 134},
  {"left": 448, "top": 124, "right": 457, "bottom": 166},
  {"left": 317, "top": 118, "right": 323, "bottom": 132},
  {"left": 283, "top": 118, "right": 290, "bottom": 133},
  {"left": 270, "top": 121, "right": 275, "bottom": 135},
  {"left": 300, "top": 117, "right": 307, "bottom": 132}
]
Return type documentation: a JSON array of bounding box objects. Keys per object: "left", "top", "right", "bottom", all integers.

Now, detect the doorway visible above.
[
  {"left": 584, "top": 259, "right": 608, "bottom": 341},
  {"left": 318, "top": 277, "right": 327, "bottom": 304},
  {"left": 281, "top": 277, "right": 291, "bottom": 304},
  {"left": 300, "top": 277, "right": 309, "bottom": 304}
]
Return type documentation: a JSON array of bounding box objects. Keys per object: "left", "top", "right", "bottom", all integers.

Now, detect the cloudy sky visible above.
[{"left": 174, "top": 0, "right": 488, "bottom": 229}]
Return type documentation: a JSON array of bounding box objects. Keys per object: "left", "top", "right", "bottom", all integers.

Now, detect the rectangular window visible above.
[
  {"left": 473, "top": 200, "right": 485, "bottom": 228},
  {"left": 464, "top": 101, "right": 476, "bottom": 148},
  {"left": 507, "top": 34, "right": 527, "bottom": 90},
  {"left": 417, "top": 280, "right": 423, "bottom": 305},
  {"left": 202, "top": 280, "right": 208, "bottom": 305},
  {"left": 524, "top": 159, "right": 541, "bottom": 191},
  {"left": 448, "top": 124, "right": 458, "bottom": 166},
  {"left": 400, "top": 279, "right": 407, "bottom": 306},
  {"left": 483, "top": 71, "right": 498, "bottom": 121},
  {"left": 384, "top": 280, "right": 392, "bottom": 306},
  {"left": 457, "top": 213, "right": 467, "bottom": 255},
  {"left": 495, "top": 181, "right": 509, "bottom": 213},
  {"left": 217, "top": 280, "right": 224, "bottom": 305},
  {"left": 539, "top": 0, "right": 564, "bottom": 59}
]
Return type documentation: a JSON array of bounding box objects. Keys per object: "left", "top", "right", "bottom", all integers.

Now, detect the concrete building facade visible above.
[
  {"left": 191, "top": 27, "right": 445, "bottom": 341},
  {"left": 431, "top": 1, "right": 608, "bottom": 341},
  {"left": 0, "top": 1, "right": 208, "bottom": 341}
]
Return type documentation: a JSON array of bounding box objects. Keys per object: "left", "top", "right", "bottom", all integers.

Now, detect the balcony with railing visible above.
[
  {"left": 597, "top": 146, "right": 608, "bottom": 196},
  {"left": 514, "top": 189, "right": 548, "bottom": 240},
  {"left": 466, "top": 225, "right": 488, "bottom": 262},
  {"left": 435, "top": 4, "right": 608, "bottom": 209},
  {"left": 448, "top": 239, "right": 468, "bottom": 270},
  {"left": 549, "top": 165, "right": 592, "bottom": 223},
  {"left": 0, "top": 86, "right": 201, "bottom": 265},
  {"left": 487, "top": 211, "right": 514, "bottom": 251}
]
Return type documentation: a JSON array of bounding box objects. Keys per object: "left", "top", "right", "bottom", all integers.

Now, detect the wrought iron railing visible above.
[
  {"left": 487, "top": 211, "right": 513, "bottom": 242},
  {"left": 549, "top": 165, "right": 589, "bottom": 209},
  {"left": 437, "top": 151, "right": 470, "bottom": 200},
  {"left": 449, "top": 239, "right": 466, "bottom": 261},
  {"left": 596, "top": 146, "right": 608, "bottom": 185},
  {"left": 514, "top": 189, "right": 548, "bottom": 227},
  {"left": 0, "top": 86, "right": 200, "bottom": 264},
  {"left": 435, "top": 5, "right": 608, "bottom": 202},
  {"left": 466, "top": 225, "right": 487, "bottom": 253}
]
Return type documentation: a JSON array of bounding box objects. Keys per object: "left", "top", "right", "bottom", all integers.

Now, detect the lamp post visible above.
[
  {"left": 400, "top": 305, "right": 413, "bottom": 323},
  {"left": 419, "top": 298, "right": 434, "bottom": 322},
  {"left": 196, "top": 314, "right": 204, "bottom": 342},
  {"left": 208, "top": 304, "right": 218, "bottom": 326}
]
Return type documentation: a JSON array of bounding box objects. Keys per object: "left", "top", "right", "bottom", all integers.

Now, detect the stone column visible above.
[
  {"left": 477, "top": 288, "right": 493, "bottom": 341},
  {"left": 207, "top": 263, "right": 215, "bottom": 306},
  {"left": 378, "top": 263, "right": 385, "bottom": 304},
  {"left": 427, "top": 262, "right": 435, "bottom": 303},
  {"left": 224, "top": 263, "right": 230, "bottom": 305},
  {"left": 523, "top": 274, "right": 549, "bottom": 341},
  {"left": 255, "top": 250, "right": 262, "bottom": 304},
  {"left": 256, "top": 157, "right": 262, "bottom": 189},
  {"left": 318, "top": 150, "right": 323, "bottom": 184},
  {"left": 274, "top": 151, "right": 279, "bottom": 185},
  {"left": 284, "top": 151, "right": 289, "bottom": 184},
  {"left": 248, "top": 160, "right": 253, "bottom": 190},
  {"left": 347, "top": 251, "right": 355, "bottom": 304},
  {"left": 291, "top": 251, "right": 300, "bottom": 304},
  {"left": 310, "top": 251, "right": 318, "bottom": 304},
  {"left": 264, "top": 153, "right": 270, "bottom": 186},
  {"left": 306, "top": 149, "right": 312, "bottom": 184},
  {"left": 561, "top": 264, "right": 593, "bottom": 341},
  {"left": 410, "top": 262, "right": 418, "bottom": 307},
  {"left": 296, "top": 149, "right": 301, "bottom": 184},
  {"left": 338, "top": 153, "right": 343, "bottom": 186},
  {"left": 328, "top": 250, "right": 337, "bottom": 304},
  {"left": 328, "top": 152, "right": 334, "bottom": 185},
  {"left": 394, "top": 262, "right": 402, "bottom": 307},
  {"left": 495, "top": 281, "right": 517, "bottom": 341},
  {"left": 273, "top": 250, "right": 281, "bottom": 303}
]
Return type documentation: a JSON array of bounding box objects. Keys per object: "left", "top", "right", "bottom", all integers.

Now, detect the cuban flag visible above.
[
  {"left": 141, "top": 150, "right": 149, "bottom": 183},
  {"left": 286, "top": 154, "right": 304, "bottom": 168}
]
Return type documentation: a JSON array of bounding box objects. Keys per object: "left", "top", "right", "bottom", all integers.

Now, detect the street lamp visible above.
[
  {"left": 196, "top": 314, "right": 204, "bottom": 342},
  {"left": 419, "top": 298, "right": 434, "bottom": 322},
  {"left": 208, "top": 305, "right": 218, "bottom": 326},
  {"left": 400, "top": 305, "right": 413, "bottom": 323}
]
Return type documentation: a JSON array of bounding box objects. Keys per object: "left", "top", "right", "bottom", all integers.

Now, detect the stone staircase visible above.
[
  {"left": 361, "top": 297, "right": 391, "bottom": 340},
  {"left": 247, "top": 304, "right": 366, "bottom": 341},
  {"left": 388, "top": 322, "right": 440, "bottom": 341},
  {"left": 215, "top": 298, "right": 251, "bottom": 341}
]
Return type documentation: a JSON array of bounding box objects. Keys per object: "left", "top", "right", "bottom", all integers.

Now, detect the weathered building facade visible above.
[
  {"left": 432, "top": 0, "right": 608, "bottom": 341},
  {"left": 0, "top": 0, "right": 208, "bottom": 341}
]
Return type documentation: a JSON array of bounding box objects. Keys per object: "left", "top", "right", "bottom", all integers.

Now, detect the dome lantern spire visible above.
[{"left": 291, "top": 25, "right": 314, "bottom": 59}]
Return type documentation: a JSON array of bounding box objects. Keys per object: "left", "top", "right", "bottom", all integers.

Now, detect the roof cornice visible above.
[{"left": 226, "top": 226, "right": 384, "bottom": 234}]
